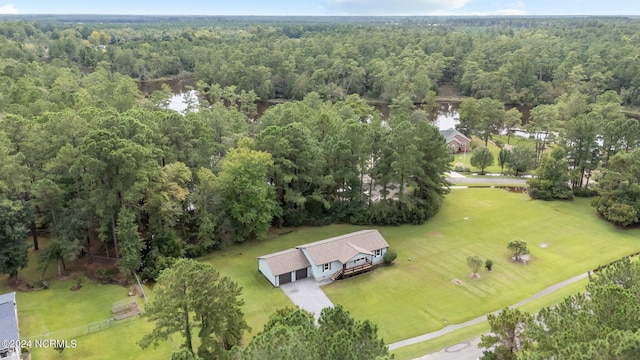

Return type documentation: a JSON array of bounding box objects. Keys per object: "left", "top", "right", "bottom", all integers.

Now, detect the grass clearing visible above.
[
  {"left": 391, "top": 322, "right": 489, "bottom": 360},
  {"left": 391, "top": 277, "right": 590, "bottom": 359},
  {"left": 323, "top": 189, "right": 640, "bottom": 343},
  {"left": 0, "top": 237, "right": 175, "bottom": 360},
  {"left": 3, "top": 189, "right": 639, "bottom": 359}
]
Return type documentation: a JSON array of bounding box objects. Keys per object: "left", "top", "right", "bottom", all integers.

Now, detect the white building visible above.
[{"left": 258, "top": 229, "right": 390, "bottom": 287}]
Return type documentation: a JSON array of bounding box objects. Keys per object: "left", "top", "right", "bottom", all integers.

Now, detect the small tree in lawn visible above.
[
  {"left": 507, "top": 240, "right": 529, "bottom": 263},
  {"left": 498, "top": 148, "right": 510, "bottom": 175},
  {"left": 467, "top": 256, "right": 483, "bottom": 278},
  {"left": 506, "top": 145, "right": 536, "bottom": 177},
  {"left": 470, "top": 147, "right": 494, "bottom": 175},
  {"left": 485, "top": 259, "right": 494, "bottom": 271}
]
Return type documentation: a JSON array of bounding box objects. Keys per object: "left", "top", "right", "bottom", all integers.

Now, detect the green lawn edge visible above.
[{"left": 391, "top": 277, "right": 590, "bottom": 360}]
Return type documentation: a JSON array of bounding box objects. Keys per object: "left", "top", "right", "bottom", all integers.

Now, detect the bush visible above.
[
  {"left": 454, "top": 164, "right": 471, "bottom": 173},
  {"left": 494, "top": 139, "right": 504, "bottom": 148},
  {"left": 485, "top": 259, "right": 494, "bottom": 271},
  {"left": 383, "top": 249, "right": 397, "bottom": 264},
  {"left": 573, "top": 187, "right": 598, "bottom": 197}
]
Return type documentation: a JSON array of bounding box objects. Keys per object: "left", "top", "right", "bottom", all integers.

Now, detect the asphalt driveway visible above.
[{"left": 279, "top": 278, "right": 334, "bottom": 320}]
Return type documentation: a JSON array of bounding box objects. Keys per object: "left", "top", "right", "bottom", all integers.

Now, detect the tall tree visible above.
[
  {"left": 139, "top": 258, "right": 249, "bottom": 359},
  {"left": 0, "top": 199, "right": 30, "bottom": 283},
  {"left": 80, "top": 117, "right": 157, "bottom": 259},
  {"left": 528, "top": 104, "right": 557, "bottom": 165},
  {"left": 215, "top": 139, "right": 280, "bottom": 241},
  {"left": 506, "top": 146, "right": 536, "bottom": 177},
  {"left": 476, "top": 98, "right": 505, "bottom": 147},
  {"left": 592, "top": 148, "right": 640, "bottom": 226},
  {"left": 189, "top": 168, "right": 219, "bottom": 255},
  {"left": 503, "top": 108, "right": 522, "bottom": 145},
  {"left": 498, "top": 148, "right": 510, "bottom": 175},
  {"left": 242, "top": 306, "right": 389, "bottom": 360},
  {"left": 255, "top": 122, "right": 323, "bottom": 227},
  {"left": 480, "top": 307, "right": 533, "bottom": 360},
  {"left": 528, "top": 147, "right": 573, "bottom": 200},
  {"left": 564, "top": 112, "right": 600, "bottom": 189}
]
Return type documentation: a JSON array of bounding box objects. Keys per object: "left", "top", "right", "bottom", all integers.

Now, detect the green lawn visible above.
[
  {"left": 4, "top": 189, "right": 640, "bottom": 359},
  {"left": 391, "top": 277, "right": 590, "bottom": 360},
  {"left": 323, "top": 189, "right": 640, "bottom": 343},
  {"left": 453, "top": 136, "right": 503, "bottom": 174},
  {"left": 453, "top": 134, "right": 537, "bottom": 175}
]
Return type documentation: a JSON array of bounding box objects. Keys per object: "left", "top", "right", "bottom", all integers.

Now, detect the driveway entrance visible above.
[{"left": 279, "top": 278, "right": 334, "bottom": 320}]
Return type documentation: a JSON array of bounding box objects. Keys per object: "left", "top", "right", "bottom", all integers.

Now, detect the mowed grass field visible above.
[
  {"left": 0, "top": 238, "right": 176, "bottom": 359},
  {"left": 323, "top": 189, "right": 640, "bottom": 343},
  {"left": 2, "top": 188, "right": 640, "bottom": 358}
]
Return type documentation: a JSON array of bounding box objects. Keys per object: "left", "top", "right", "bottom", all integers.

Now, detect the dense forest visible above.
[{"left": 1, "top": 16, "right": 640, "bottom": 283}]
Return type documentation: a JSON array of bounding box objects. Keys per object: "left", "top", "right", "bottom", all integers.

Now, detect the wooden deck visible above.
[{"left": 332, "top": 259, "right": 374, "bottom": 281}]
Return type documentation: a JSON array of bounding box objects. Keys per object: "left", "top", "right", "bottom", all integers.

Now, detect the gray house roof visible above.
[
  {"left": 440, "top": 128, "right": 470, "bottom": 144},
  {"left": 298, "top": 230, "right": 388, "bottom": 265},
  {"left": 259, "top": 230, "right": 390, "bottom": 276},
  {"left": 259, "top": 248, "right": 311, "bottom": 276},
  {"left": 0, "top": 292, "right": 19, "bottom": 349}
]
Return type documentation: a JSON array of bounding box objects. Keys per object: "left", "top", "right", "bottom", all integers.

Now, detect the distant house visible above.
[
  {"left": 440, "top": 128, "right": 471, "bottom": 153},
  {"left": 0, "top": 292, "right": 20, "bottom": 360},
  {"left": 258, "top": 230, "right": 390, "bottom": 287}
]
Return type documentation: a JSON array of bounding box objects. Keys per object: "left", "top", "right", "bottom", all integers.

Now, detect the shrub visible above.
[
  {"left": 573, "top": 187, "right": 598, "bottom": 197},
  {"left": 454, "top": 164, "right": 471, "bottom": 173},
  {"left": 494, "top": 139, "right": 504, "bottom": 148},
  {"left": 383, "top": 249, "right": 397, "bottom": 264},
  {"left": 485, "top": 259, "right": 494, "bottom": 271}
]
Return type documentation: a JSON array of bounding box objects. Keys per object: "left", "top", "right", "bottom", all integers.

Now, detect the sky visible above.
[{"left": 0, "top": 0, "right": 639, "bottom": 16}]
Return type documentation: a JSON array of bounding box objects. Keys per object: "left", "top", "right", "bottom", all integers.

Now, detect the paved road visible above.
[
  {"left": 279, "top": 278, "right": 334, "bottom": 321},
  {"left": 388, "top": 272, "right": 590, "bottom": 356},
  {"left": 415, "top": 337, "right": 483, "bottom": 360}
]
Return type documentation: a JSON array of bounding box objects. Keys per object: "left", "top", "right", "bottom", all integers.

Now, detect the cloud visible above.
[
  {"left": 431, "top": 0, "right": 526, "bottom": 16},
  {"left": 323, "top": 0, "right": 471, "bottom": 15},
  {"left": 0, "top": 4, "right": 21, "bottom": 14}
]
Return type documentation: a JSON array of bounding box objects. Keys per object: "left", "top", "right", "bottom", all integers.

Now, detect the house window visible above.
[
  {"left": 323, "top": 263, "right": 331, "bottom": 272},
  {"left": 375, "top": 249, "right": 382, "bottom": 257}
]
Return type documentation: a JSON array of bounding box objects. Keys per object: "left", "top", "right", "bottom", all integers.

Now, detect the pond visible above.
[{"left": 138, "top": 79, "right": 541, "bottom": 132}]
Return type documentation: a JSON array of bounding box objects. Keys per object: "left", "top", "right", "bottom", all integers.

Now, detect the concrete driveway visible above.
[{"left": 279, "top": 278, "right": 334, "bottom": 320}]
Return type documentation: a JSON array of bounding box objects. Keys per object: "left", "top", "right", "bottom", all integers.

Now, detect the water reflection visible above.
[
  {"left": 168, "top": 90, "right": 199, "bottom": 114},
  {"left": 432, "top": 102, "right": 460, "bottom": 131},
  {"left": 165, "top": 93, "right": 462, "bottom": 131}
]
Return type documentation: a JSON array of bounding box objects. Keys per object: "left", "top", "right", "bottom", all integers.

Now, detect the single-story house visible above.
[
  {"left": 258, "top": 229, "right": 390, "bottom": 287},
  {"left": 0, "top": 292, "right": 20, "bottom": 360},
  {"left": 440, "top": 127, "right": 471, "bottom": 153}
]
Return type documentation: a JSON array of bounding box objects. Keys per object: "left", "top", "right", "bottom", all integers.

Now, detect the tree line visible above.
[
  {"left": 4, "top": 17, "right": 640, "bottom": 105},
  {"left": 2, "top": 15, "right": 640, "bottom": 282},
  {"left": 481, "top": 257, "right": 640, "bottom": 359},
  {"left": 0, "top": 59, "right": 452, "bottom": 281},
  {"left": 457, "top": 86, "right": 640, "bottom": 226}
]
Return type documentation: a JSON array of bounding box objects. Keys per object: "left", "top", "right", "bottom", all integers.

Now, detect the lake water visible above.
[{"left": 164, "top": 90, "right": 462, "bottom": 131}]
